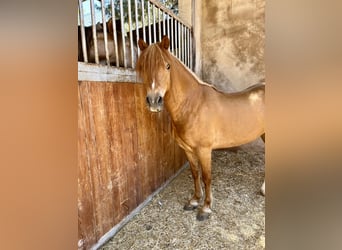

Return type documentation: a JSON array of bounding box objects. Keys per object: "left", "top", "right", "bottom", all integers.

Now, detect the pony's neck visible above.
[{"left": 164, "top": 58, "right": 202, "bottom": 122}]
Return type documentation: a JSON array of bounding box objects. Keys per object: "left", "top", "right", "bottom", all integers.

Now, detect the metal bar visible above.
[
  {"left": 111, "top": 0, "right": 119, "bottom": 67},
  {"left": 174, "top": 19, "right": 178, "bottom": 57},
  {"left": 141, "top": 0, "right": 146, "bottom": 42},
  {"left": 184, "top": 26, "right": 187, "bottom": 66},
  {"left": 184, "top": 25, "right": 187, "bottom": 65},
  {"left": 188, "top": 28, "right": 191, "bottom": 68},
  {"left": 180, "top": 23, "right": 183, "bottom": 62},
  {"left": 147, "top": 0, "right": 191, "bottom": 28},
  {"left": 183, "top": 25, "right": 186, "bottom": 65},
  {"left": 184, "top": 27, "right": 187, "bottom": 66},
  {"left": 162, "top": 11, "right": 166, "bottom": 36},
  {"left": 171, "top": 16, "right": 174, "bottom": 53},
  {"left": 134, "top": 0, "right": 140, "bottom": 56},
  {"left": 90, "top": 0, "right": 99, "bottom": 64},
  {"left": 158, "top": 8, "right": 162, "bottom": 41},
  {"left": 188, "top": 28, "right": 190, "bottom": 67},
  {"left": 187, "top": 28, "right": 190, "bottom": 68},
  {"left": 166, "top": 14, "right": 170, "bottom": 41},
  {"left": 148, "top": 1, "right": 151, "bottom": 44},
  {"left": 100, "top": 0, "right": 110, "bottom": 66},
  {"left": 119, "top": 0, "right": 126, "bottom": 68},
  {"left": 183, "top": 25, "right": 185, "bottom": 64},
  {"left": 189, "top": 27, "right": 194, "bottom": 70},
  {"left": 128, "top": 0, "right": 134, "bottom": 68},
  {"left": 191, "top": 0, "right": 196, "bottom": 71},
  {"left": 177, "top": 21, "right": 182, "bottom": 60},
  {"left": 78, "top": 0, "right": 88, "bottom": 62},
  {"left": 152, "top": 4, "right": 156, "bottom": 43},
  {"left": 184, "top": 26, "right": 187, "bottom": 65}
]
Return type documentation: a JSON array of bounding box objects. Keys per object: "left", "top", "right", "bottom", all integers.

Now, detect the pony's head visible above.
[{"left": 136, "top": 36, "right": 171, "bottom": 112}]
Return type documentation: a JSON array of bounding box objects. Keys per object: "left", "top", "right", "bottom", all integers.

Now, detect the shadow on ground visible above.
[{"left": 101, "top": 139, "right": 265, "bottom": 250}]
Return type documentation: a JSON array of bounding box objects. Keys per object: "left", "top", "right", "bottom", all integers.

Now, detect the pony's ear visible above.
[
  {"left": 138, "top": 39, "right": 148, "bottom": 51},
  {"left": 160, "top": 35, "right": 170, "bottom": 50}
]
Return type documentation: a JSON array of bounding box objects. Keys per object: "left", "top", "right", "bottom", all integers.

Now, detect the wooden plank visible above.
[
  {"left": 116, "top": 83, "right": 139, "bottom": 216},
  {"left": 78, "top": 82, "right": 97, "bottom": 249},
  {"left": 78, "top": 62, "right": 139, "bottom": 83},
  {"left": 162, "top": 111, "right": 175, "bottom": 181},
  {"left": 88, "top": 83, "right": 118, "bottom": 235},
  {"left": 78, "top": 81, "right": 187, "bottom": 250},
  {"left": 91, "top": 162, "right": 189, "bottom": 250},
  {"left": 134, "top": 85, "right": 153, "bottom": 199},
  {"left": 108, "top": 83, "right": 129, "bottom": 224}
]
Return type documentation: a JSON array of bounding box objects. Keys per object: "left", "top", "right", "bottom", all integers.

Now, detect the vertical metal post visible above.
[
  {"left": 152, "top": 5, "right": 156, "bottom": 43},
  {"left": 148, "top": 2, "right": 151, "bottom": 44},
  {"left": 181, "top": 23, "right": 185, "bottom": 64},
  {"left": 141, "top": 0, "right": 146, "bottom": 42},
  {"left": 119, "top": 0, "right": 126, "bottom": 68},
  {"left": 158, "top": 8, "right": 162, "bottom": 41},
  {"left": 166, "top": 14, "right": 170, "bottom": 41},
  {"left": 185, "top": 26, "right": 188, "bottom": 67},
  {"left": 90, "top": 0, "right": 99, "bottom": 64},
  {"left": 175, "top": 20, "right": 178, "bottom": 58},
  {"left": 189, "top": 27, "right": 193, "bottom": 70},
  {"left": 111, "top": 0, "right": 119, "bottom": 67},
  {"left": 183, "top": 25, "right": 186, "bottom": 65},
  {"left": 191, "top": 0, "right": 196, "bottom": 71},
  {"left": 177, "top": 21, "right": 182, "bottom": 60},
  {"left": 128, "top": 0, "right": 134, "bottom": 68},
  {"left": 100, "top": 0, "right": 110, "bottom": 66},
  {"left": 188, "top": 28, "right": 190, "bottom": 67},
  {"left": 134, "top": 0, "right": 140, "bottom": 56},
  {"left": 171, "top": 17, "right": 174, "bottom": 53},
  {"left": 188, "top": 28, "right": 191, "bottom": 68},
  {"left": 174, "top": 20, "right": 177, "bottom": 57},
  {"left": 162, "top": 11, "right": 166, "bottom": 36},
  {"left": 78, "top": 0, "right": 88, "bottom": 62}
]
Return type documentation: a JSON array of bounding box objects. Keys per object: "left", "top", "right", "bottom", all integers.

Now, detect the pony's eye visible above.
[{"left": 166, "top": 63, "right": 170, "bottom": 70}]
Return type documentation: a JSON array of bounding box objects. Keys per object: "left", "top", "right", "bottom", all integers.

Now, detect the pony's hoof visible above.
[
  {"left": 183, "top": 203, "right": 198, "bottom": 211},
  {"left": 260, "top": 182, "right": 265, "bottom": 196},
  {"left": 196, "top": 211, "right": 210, "bottom": 221}
]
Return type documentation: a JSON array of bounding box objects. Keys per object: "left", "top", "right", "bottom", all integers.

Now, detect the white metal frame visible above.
[{"left": 78, "top": 0, "right": 193, "bottom": 83}]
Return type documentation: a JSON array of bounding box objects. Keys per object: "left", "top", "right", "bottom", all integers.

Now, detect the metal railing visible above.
[{"left": 78, "top": 0, "right": 192, "bottom": 70}]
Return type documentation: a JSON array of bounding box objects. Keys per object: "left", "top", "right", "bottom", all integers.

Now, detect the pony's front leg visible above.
[
  {"left": 183, "top": 151, "right": 203, "bottom": 211},
  {"left": 196, "top": 148, "right": 213, "bottom": 221}
]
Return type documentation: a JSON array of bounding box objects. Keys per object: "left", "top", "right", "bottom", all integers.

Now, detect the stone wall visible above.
[{"left": 200, "top": 0, "right": 265, "bottom": 91}]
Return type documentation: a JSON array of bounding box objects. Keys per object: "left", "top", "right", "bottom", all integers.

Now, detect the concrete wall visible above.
[
  {"left": 178, "top": 0, "right": 202, "bottom": 76},
  {"left": 178, "top": 0, "right": 192, "bottom": 25},
  {"left": 200, "top": 0, "right": 265, "bottom": 91}
]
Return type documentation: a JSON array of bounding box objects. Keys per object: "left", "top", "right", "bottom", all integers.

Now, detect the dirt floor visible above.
[{"left": 100, "top": 139, "right": 265, "bottom": 250}]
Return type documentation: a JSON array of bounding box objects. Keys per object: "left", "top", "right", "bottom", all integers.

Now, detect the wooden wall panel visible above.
[{"left": 78, "top": 81, "right": 187, "bottom": 250}]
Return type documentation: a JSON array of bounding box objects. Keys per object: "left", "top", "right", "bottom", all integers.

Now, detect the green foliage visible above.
[{"left": 94, "top": 0, "right": 178, "bottom": 21}]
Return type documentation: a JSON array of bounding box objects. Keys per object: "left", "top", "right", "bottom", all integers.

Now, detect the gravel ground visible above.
[{"left": 101, "top": 139, "right": 265, "bottom": 250}]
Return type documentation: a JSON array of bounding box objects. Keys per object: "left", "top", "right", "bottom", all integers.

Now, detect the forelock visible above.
[{"left": 136, "top": 44, "right": 168, "bottom": 84}]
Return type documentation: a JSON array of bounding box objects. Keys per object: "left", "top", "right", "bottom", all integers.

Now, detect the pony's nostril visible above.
[
  {"left": 146, "top": 96, "right": 151, "bottom": 105},
  {"left": 157, "top": 96, "right": 163, "bottom": 104}
]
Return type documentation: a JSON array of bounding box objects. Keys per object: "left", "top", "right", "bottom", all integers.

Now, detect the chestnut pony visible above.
[{"left": 136, "top": 36, "right": 265, "bottom": 221}]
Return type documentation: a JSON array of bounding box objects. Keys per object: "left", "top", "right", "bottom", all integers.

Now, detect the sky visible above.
[{"left": 78, "top": 0, "right": 111, "bottom": 27}]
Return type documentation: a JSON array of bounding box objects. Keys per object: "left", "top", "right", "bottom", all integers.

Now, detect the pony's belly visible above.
[{"left": 213, "top": 128, "right": 264, "bottom": 149}]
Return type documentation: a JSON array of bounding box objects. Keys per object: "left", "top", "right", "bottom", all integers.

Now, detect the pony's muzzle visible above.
[{"left": 146, "top": 94, "right": 163, "bottom": 112}]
